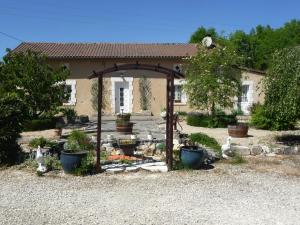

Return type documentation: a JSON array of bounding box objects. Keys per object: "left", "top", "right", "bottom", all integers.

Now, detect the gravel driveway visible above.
[{"left": 0, "top": 166, "right": 299, "bottom": 225}]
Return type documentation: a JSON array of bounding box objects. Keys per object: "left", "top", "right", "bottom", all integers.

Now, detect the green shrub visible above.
[
  {"left": 44, "top": 155, "right": 62, "bottom": 171},
  {"left": 0, "top": 94, "right": 27, "bottom": 165},
  {"left": 60, "top": 108, "right": 77, "bottom": 123},
  {"left": 187, "top": 112, "right": 236, "bottom": 128},
  {"left": 23, "top": 118, "right": 56, "bottom": 131},
  {"left": 230, "top": 153, "right": 247, "bottom": 164},
  {"left": 64, "top": 130, "right": 94, "bottom": 152},
  {"left": 189, "top": 132, "right": 221, "bottom": 156},
  {"left": 29, "top": 137, "right": 49, "bottom": 148},
  {"left": 250, "top": 103, "right": 294, "bottom": 130},
  {"left": 176, "top": 111, "right": 187, "bottom": 116},
  {"left": 73, "top": 152, "right": 95, "bottom": 176},
  {"left": 187, "top": 114, "right": 210, "bottom": 127}
]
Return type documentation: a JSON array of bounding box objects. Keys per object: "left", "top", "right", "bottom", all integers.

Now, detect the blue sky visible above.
[{"left": 0, "top": 0, "right": 299, "bottom": 57}]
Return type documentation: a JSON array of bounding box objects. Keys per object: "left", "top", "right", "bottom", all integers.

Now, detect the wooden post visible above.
[
  {"left": 169, "top": 73, "right": 174, "bottom": 170},
  {"left": 165, "top": 76, "right": 170, "bottom": 168},
  {"left": 96, "top": 75, "right": 103, "bottom": 172}
]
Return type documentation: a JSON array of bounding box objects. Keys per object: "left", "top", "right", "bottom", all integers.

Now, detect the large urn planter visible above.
[
  {"left": 61, "top": 130, "right": 94, "bottom": 173},
  {"left": 60, "top": 151, "right": 87, "bottom": 173},
  {"left": 118, "top": 139, "right": 137, "bottom": 156},
  {"left": 116, "top": 122, "right": 134, "bottom": 134},
  {"left": 116, "top": 113, "right": 133, "bottom": 134},
  {"left": 180, "top": 146, "right": 206, "bottom": 169},
  {"left": 228, "top": 123, "right": 249, "bottom": 138}
]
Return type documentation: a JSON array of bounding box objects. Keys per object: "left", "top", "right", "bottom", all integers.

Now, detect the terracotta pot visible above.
[
  {"left": 116, "top": 122, "right": 134, "bottom": 134},
  {"left": 228, "top": 124, "right": 249, "bottom": 138}
]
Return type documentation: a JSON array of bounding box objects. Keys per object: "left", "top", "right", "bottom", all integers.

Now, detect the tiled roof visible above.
[{"left": 13, "top": 42, "right": 198, "bottom": 59}]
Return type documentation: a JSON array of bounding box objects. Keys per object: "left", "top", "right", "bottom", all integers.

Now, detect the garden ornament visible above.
[
  {"left": 221, "top": 136, "right": 232, "bottom": 159},
  {"left": 36, "top": 146, "right": 47, "bottom": 172}
]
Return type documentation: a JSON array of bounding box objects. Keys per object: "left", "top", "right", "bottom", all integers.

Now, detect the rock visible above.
[
  {"left": 251, "top": 145, "right": 263, "bottom": 155},
  {"left": 266, "top": 153, "right": 276, "bottom": 157},
  {"left": 149, "top": 143, "right": 156, "bottom": 151},
  {"left": 261, "top": 145, "right": 271, "bottom": 154},
  {"left": 282, "top": 146, "right": 299, "bottom": 155},
  {"left": 230, "top": 145, "right": 250, "bottom": 156},
  {"left": 141, "top": 165, "right": 168, "bottom": 173},
  {"left": 106, "top": 167, "right": 125, "bottom": 174},
  {"left": 125, "top": 166, "right": 140, "bottom": 172},
  {"left": 272, "top": 147, "right": 283, "bottom": 154}
]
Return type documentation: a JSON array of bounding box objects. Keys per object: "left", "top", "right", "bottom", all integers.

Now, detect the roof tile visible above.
[{"left": 13, "top": 42, "right": 198, "bottom": 59}]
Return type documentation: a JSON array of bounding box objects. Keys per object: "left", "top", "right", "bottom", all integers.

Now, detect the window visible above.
[
  {"left": 119, "top": 87, "right": 124, "bottom": 107},
  {"left": 173, "top": 79, "right": 187, "bottom": 104},
  {"left": 63, "top": 80, "right": 76, "bottom": 105},
  {"left": 239, "top": 85, "right": 249, "bottom": 102},
  {"left": 174, "top": 85, "right": 183, "bottom": 103}
]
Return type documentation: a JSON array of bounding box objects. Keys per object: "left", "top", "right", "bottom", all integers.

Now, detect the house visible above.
[{"left": 13, "top": 42, "right": 265, "bottom": 116}]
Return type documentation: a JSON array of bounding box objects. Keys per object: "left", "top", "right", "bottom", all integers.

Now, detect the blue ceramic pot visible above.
[
  {"left": 60, "top": 151, "right": 87, "bottom": 173},
  {"left": 180, "top": 146, "right": 205, "bottom": 169}
]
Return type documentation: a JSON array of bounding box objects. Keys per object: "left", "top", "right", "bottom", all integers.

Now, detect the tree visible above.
[
  {"left": 189, "top": 26, "right": 220, "bottom": 43},
  {"left": 0, "top": 93, "right": 27, "bottom": 164},
  {"left": 262, "top": 47, "right": 300, "bottom": 130},
  {"left": 184, "top": 44, "right": 242, "bottom": 114},
  {"left": 0, "top": 50, "right": 69, "bottom": 119},
  {"left": 191, "top": 20, "right": 300, "bottom": 71}
]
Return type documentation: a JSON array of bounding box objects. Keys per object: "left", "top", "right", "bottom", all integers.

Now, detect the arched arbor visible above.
[{"left": 89, "top": 63, "right": 184, "bottom": 171}]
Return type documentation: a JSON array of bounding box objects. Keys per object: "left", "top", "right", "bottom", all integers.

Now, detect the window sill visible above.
[{"left": 174, "top": 102, "right": 187, "bottom": 106}]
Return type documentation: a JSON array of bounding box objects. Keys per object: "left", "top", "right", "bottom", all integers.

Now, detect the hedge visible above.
[
  {"left": 187, "top": 113, "right": 236, "bottom": 128},
  {"left": 23, "top": 118, "right": 56, "bottom": 131}
]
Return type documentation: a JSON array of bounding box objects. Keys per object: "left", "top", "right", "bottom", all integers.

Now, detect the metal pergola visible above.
[{"left": 88, "top": 63, "right": 184, "bottom": 172}]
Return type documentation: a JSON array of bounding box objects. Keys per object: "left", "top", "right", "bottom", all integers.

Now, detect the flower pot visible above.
[
  {"left": 60, "top": 151, "right": 87, "bottom": 173},
  {"left": 116, "top": 122, "right": 134, "bottom": 134},
  {"left": 180, "top": 146, "right": 205, "bottom": 169},
  {"left": 118, "top": 139, "right": 136, "bottom": 156},
  {"left": 228, "top": 123, "right": 248, "bottom": 138}
]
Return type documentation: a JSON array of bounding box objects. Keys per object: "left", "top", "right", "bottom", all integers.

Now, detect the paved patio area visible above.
[{"left": 180, "top": 121, "right": 274, "bottom": 146}]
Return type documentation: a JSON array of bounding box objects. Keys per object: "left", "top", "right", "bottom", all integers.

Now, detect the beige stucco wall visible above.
[
  {"left": 49, "top": 58, "right": 265, "bottom": 116},
  {"left": 241, "top": 70, "right": 265, "bottom": 104}
]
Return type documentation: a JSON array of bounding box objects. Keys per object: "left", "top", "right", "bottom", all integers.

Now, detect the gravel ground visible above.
[{"left": 0, "top": 165, "right": 299, "bottom": 225}]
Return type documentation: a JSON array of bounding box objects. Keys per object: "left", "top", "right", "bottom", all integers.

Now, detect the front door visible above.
[
  {"left": 238, "top": 84, "right": 250, "bottom": 114},
  {"left": 115, "top": 81, "right": 130, "bottom": 113}
]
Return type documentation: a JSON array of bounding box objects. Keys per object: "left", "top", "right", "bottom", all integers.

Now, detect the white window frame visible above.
[
  {"left": 63, "top": 79, "right": 77, "bottom": 106},
  {"left": 174, "top": 79, "right": 187, "bottom": 104}
]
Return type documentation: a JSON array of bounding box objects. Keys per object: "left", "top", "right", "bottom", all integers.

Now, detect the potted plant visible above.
[
  {"left": 180, "top": 146, "right": 206, "bottom": 169},
  {"left": 117, "top": 138, "right": 137, "bottom": 156},
  {"left": 116, "top": 113, "right": 134, "bottom": 134},
  {"left": 61, "top": 130, "right": 94, "bottom": 173},
  {"left": 228, "top": 123, "right": 249, "bottom": 138}
]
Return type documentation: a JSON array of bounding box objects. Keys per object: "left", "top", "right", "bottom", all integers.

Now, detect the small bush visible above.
[
  {"left": 44, "top": 155, "right": 61, "bottom": 171},
  {"left": 189, "top": 132, "right": 221, "bottom": 156},
  {"left": 29, "top": 137, "right": 49, "bottom": 148},
  {"left": 64, "top": 130, "right": 94, "bottom": 152},
  {"left": 73, "top": 152, "right": 95, "bottom": 176},
  {"left": 176, "top": 111, "right": 187, "bottom": 116},
  {"left": 250, "top": 103, "right": 294, "bottom": 130},
  {"left": 60, "top": 108, "right": 77, "bottom": 124},
  {"left": 230, "top": 153, "right": 247, "bottom": 164},
  {"left": 187, "top": 112, "right": 236, "bottom": 128},
  {"left": 23, "top": 118, "right": 56, "bottom": 131}
]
